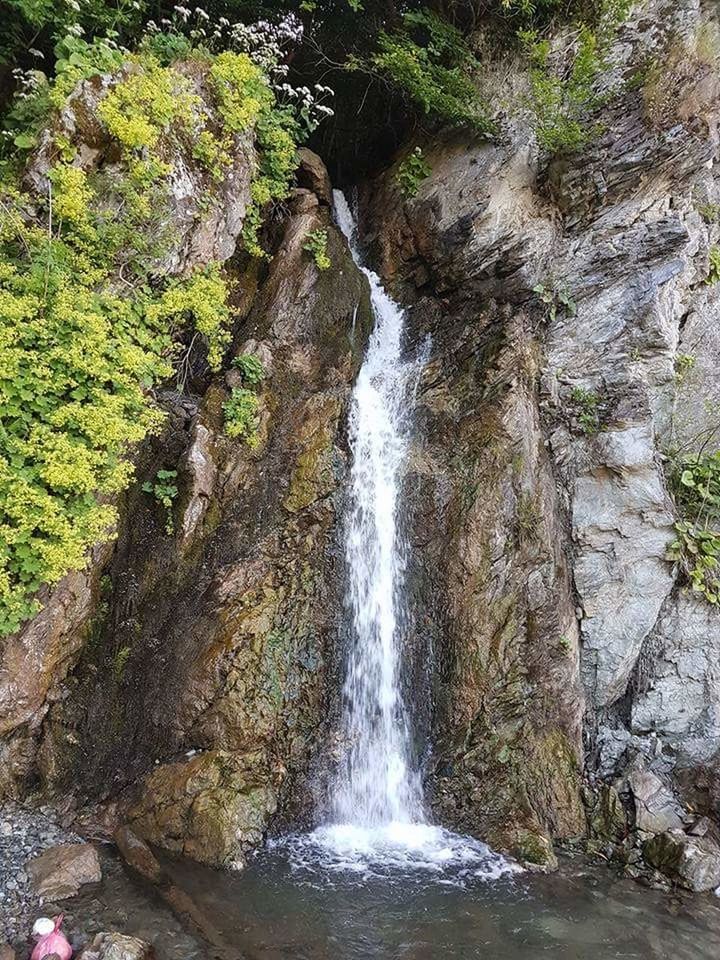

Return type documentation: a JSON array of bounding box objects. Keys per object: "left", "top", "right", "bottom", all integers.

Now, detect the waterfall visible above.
[
  {"left": 275, "top": 194, "right": 515, "bottom": 881},
  {"left": 331, "top": 190, "right": 423, "bottom": 828}
]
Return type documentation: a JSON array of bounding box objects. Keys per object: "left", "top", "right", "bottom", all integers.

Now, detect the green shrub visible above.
[
  {"left": 302, "top": 228, "right": 331, "bottom": 270},
  {"left": 52, "top": 34, "right": 126, "bottom": 106},
  {"left": 697, "top": 202, "right": 720, "bottom": 223},
  {"left": 223, "top": 388, "right": 260, "bottom": 445},
  {"left": 674, "top": 353, "right": 695, "bottom": 383},
  {"left": 570, "top": 386, "right": 601, "bottom": 436},
  {"left": 397, "top": 146, "right": 431, "bottom": 198},
  {"left": 521, "top": 0, "right": 632, "bottom": 154},
  {"left": 232, "top": 353, "right": 266, "bottom": 385},
  {"left": 140, "top": 29, "right": 193, "bottom": 66},
  {"left": 668, "top": 451, "right": 720, "bottom": 604},
  {"left": 243, "top": 108, "right": 299, "bottom": 258},
  {"left": 142, "top": 468, "right": 178, "bottom": 535},
  {"left": 533, "top": 280, "right": 576, "bottom": 322},
  {"left": 368, "top": 7, "right": 494, "bottom": 133}
]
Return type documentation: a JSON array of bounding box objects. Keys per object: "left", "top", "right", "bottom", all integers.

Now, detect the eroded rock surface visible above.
[
  {"left": 0, "top": 56, "right": 258, "bottom": 806},
  {"left": 644, "top": 829, "right": 720, "bottom": 892},
  {"left": 32, "top": 202, "right": 371, "bottom": 867},
  {"left": 360, "top": 0, "right": 720, "bottom": 862}
]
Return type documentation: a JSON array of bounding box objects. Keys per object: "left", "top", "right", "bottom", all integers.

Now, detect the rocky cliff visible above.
[
  {"left": 2, "top": 0, "right": 720, "bottom": 888},
  {"left": 359, "top": 0, "right": 720, "bottom": 881},
  {"left": 0, "top": 57, "right": 372, "bottom": 867}
]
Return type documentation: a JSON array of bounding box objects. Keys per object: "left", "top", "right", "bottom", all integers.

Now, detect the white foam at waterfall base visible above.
[
  {"left": 272, "top": 824, "right": 519, "bottom": 886},
  {"left": 274, "top": 192, "right": 519, "bottom": 886}
]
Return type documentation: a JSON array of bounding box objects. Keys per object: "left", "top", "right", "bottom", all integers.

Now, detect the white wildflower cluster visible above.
[
  {"left": 226, "top": 14, "right": 334, "bottom": 131},
  {"left": 276, "top": 81, "right": 335, "bottom": 133},
  {"left": 142, "top": 7, "right": 335, "bottom": 134},
  {"left": 229, "top": 14, "right": 304, "bottom": 75},
  {"left": 11, "top": 65, "right": 45, "bottom": 100}
]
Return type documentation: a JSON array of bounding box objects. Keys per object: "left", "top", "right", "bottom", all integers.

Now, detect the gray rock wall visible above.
[{"left": 359, "top": 0, "right": 720, "bottom": 866}]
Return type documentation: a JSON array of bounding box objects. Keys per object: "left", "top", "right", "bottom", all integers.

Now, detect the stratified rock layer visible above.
[{"left": 360, "top": 0, "right": 720, "bottom": 862}]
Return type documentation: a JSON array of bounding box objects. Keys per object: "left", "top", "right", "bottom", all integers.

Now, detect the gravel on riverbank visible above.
[{"left": 0, "top": 800, "right": 83, "bottom": 948}]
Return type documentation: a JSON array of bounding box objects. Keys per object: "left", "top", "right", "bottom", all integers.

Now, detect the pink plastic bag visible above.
[{"left": 31, "top": 914, "right": 72, "bottom": 960}]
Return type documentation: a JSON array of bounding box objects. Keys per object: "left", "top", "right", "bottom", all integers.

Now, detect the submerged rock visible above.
[{"left": 79, "top": 932, "right": 153, "bottom": 960}]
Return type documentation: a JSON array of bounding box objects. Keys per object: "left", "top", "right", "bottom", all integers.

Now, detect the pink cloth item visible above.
[{"left": 31, "top": 914, "right": 72, "bottom": 960}]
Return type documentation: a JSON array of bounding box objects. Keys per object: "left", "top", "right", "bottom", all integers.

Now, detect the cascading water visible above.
[
  {"left": 277, "top": 192, "right": 515, "bottom": 882},
  {"left": 330, "top": 189, "right": 423, "bottom": 829}
]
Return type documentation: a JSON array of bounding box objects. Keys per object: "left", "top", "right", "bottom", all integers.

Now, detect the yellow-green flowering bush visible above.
[
  {"left": 209, "top": 51, "right": 272, "bottom": 133},
  {"left": 0, "top": 44, "right": 297, "bottom": 636}
]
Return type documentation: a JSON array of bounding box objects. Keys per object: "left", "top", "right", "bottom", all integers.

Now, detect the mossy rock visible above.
[{"left": 512, "top": 828, "right": 558, "bottom": 869}]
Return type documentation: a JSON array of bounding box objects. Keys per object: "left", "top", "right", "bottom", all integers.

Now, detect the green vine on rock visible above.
[
  {"left": 667, "top": 451, "right": 720, "bottom": 604},
  {"left": 569, "top": 386, "right": 601, "bottom": 436},
  {"left": 224, "top": 388, "right": 261, "bottom": 446},
  {"left": 397, "top": 146, "right": 431, "bottom": 198},
  {"left": 142, "top": 468, "right": 179, "bottom": 535},
  {"left": 302, "top": 228, "right": 331, "bottom": 270},
  {"left": 223, "top": 350, "right": 267, "bottom": 445},
  {"left": 232, "top": 353, "right": 266, "bottom": 385},
  {"left": 533, "top": 280, "right": 576, "bottom": 322}
]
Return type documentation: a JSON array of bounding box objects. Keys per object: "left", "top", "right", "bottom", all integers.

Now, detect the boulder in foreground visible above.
[{"left": 27, "top": 844, "right": 101, "bottom": 901}]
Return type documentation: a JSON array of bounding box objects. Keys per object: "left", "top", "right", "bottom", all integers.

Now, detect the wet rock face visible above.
[
  {"left": 0, "top": 549, "right": 111, "bottom": 798},
  {"left": 643, "top": 829, "right": 720, "bottom": 893},
  {"left": 2, "top": 0, "right": 719, "bottom": 883},
  {"left": 33, "top": 206, "right": 371, "bottom": 867},
  {"left": 0, "top": 57, "right": 257, "bottom": 806},
  {"left": 361, "top": 149, "right": 585, "bottom": 861},
  {"left": 0, "top": 70, "right": 372, "bottom": 867},
  {"left": 360, "top": 0, "right": 720, "bottom": 859}
]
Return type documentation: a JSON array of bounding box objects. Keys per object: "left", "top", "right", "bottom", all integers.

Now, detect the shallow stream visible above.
[{"left": 67, "top": 845, "right": 720, "bottom": 960}]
